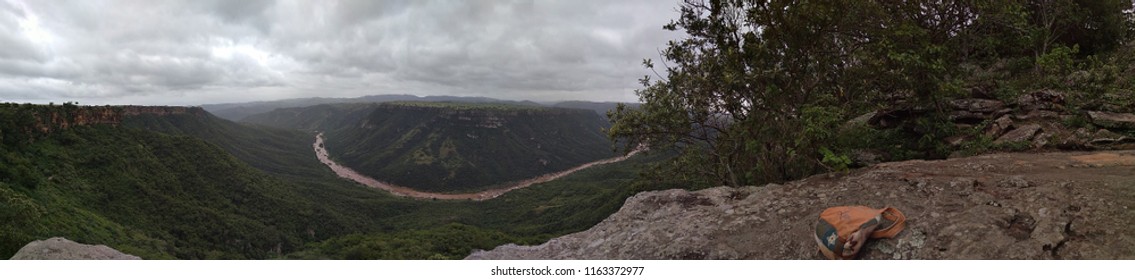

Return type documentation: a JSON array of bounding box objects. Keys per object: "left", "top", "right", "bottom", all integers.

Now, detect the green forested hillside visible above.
[
  {"left": 0, "top": 118, "right": 354, "bottom": 259},
  {"left": 0, "top": 103, "right": 670, "bottom": 259},
  {"left": 245, "top": 102, "right": 616, "bottom": 193},
  {"left": 286, "top": 150, "right": 679, "bottom": 260}
]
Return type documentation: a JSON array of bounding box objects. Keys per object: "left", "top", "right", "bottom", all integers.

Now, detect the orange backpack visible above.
[{"left": 814, "top": 206, "right": 906, "bottom": 259}]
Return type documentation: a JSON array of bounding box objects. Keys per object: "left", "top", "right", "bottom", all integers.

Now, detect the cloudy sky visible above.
[{"left": 0, "top": 0, "right": 683, "bottom": 106}]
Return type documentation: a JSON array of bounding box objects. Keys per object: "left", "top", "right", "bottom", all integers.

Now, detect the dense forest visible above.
[
  {"left": 0, "top": 103, "right": 675, "bottom": 259},
  {"left": 243, "top": 101, "right": 616, "bottom": 193},
  {"left": 610, "top": 0, "right": 1135, "bottom": 188}
]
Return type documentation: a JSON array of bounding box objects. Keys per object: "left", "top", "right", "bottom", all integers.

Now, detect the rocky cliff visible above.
[
  {"left": 10, "top": 237, "right": 140, "bottom": 260},
  {"left": 15, "top": 104, "right": 207, "bottom": 134},
  {"left": 468, "top": 150, "right": 1135, "bottom": 259},
  {"left": 865, "top": 90, "right": 1135, "bottom": 159}
]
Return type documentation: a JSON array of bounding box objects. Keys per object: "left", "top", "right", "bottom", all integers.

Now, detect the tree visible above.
[
  {"left": 610, "top": 0, "right": 899, "bottom": 187},
  {"left": 610, "top": 0, "right": 1134, "bottom": 188}
]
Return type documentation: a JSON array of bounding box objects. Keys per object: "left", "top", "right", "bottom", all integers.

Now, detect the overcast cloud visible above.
[{"left": 0, "top": 0, "right": 682, "bottom": 105}]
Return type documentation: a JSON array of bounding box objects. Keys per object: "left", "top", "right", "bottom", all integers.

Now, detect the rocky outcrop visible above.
[
  {"left": 861, "top": 90, "right": 1135, "bottom": 153},
  {"left": 949, "top": 98, "right": 1008, "bottom": 124},
  {"left": 1088, "top": 111, "right": 1135, "bottom": 130},
  {"left": 25, "top": 105, "right": 206, "bottom": 133},
  {"left": 994, "top": 124, "right": 1041, "bottom": 144},
  {"left": 468, "top": 150, "right": 1135, "bottom": 259},
  {"left": 10, "top": 237, "right": 141, "bottom": 260}
]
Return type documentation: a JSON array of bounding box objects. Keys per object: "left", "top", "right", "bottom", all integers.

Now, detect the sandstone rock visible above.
[
  {"left": 945, "top": 135, "right": 968, "bottom": 147},
  {"left": 1014, "top": 110, "right": 1060, "bottom": 121},
  {"left": 846, "top": 112, "right": 875, "bottom": 127},
  {"left": 949, "top": 99, "right": 1006, "bottom": 124},
  {"left": 1088, "top": 137, "right": 1135, "bottom": 148},
  {"left": 1033, "top": 131, "right": 1052, "bottom": 148},
  {"left": 1088, "top": 111, "right": 1135, "bottom": 130},
  {"left": 985, "top": 115, "right": 1014, "bottom": 138},
  {"left": 951, "top": 98, "right": 1005, "bottom": 113},
  {"left": 468, "top": 150, "right": 1135, "bottom": 260},
  {"left": 9, "top": 237, "right": 140, "bottom": 260},
  {"left": 851, "top": 149, "right": 882, "bottom": 166},
  {"left": 949, "top": 111, "right": 989, "bottom": 124},
  {"left": 995, "top": 124, "right": 1041, "bottom": 144},
  {"left": 1017, "top": 90, "right": 1066, "bottom": 111}
]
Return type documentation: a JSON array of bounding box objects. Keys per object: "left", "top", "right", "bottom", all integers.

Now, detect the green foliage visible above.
[
  {"left": 0, "top": 183, "right": 45, "bottom": 255},
  {"left": 610, "top": 0, "right": 1134, "bottom": 188},
  {"left": 288, "top": 224, "right": 517, "bottom": 260},
  {"left": 818, "top": 147, "right": 852, "bottom": 172},
  {"left": 0, "top": 103, "right": 672, "bottom": 259},
  {"left": 1036, "top": 44, "right": 1081, "bottom": 77},
  {"left": 245, "top": 102, "right": 616, "bottom": 193}
]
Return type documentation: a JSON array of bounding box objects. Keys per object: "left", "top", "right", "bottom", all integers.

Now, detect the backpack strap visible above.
[{"left": 869, "top": 207, "right": 906, "bottom": 239}]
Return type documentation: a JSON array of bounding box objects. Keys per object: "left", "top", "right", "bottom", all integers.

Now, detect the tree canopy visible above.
[{"left": 609, "top": 0, "right": 1135, "bottom": 187}]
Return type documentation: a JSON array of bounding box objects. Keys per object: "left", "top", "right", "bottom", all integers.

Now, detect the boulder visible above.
[
  {"left": 985, "top": 115, "right": 1014, "bottom": 138},
  {"left": 1014, "top": 110, "right": 1060, "bottom": 121},
  {"left": 948, "top": 99, "right": 1008, "bottom": 124},
  {"left": 9, "top": 237, "right": 140, "bottom": 260},
  {"left": 852, "top": 149, "right": 882, "bottom": 166},
  {"left": 950, "top": 98, "right": 1005, "bottom": 113},
  {"left": 995, "top": 124, "right": 1042, "bottom": 144},
  {"left": 949, "top": 111, "right": 990, "bottom": 124},
  {"left": 1017, "top": 90, "right": 1066, "bottom": 111},
  {"left": 1088, "top": 111, "right": 1135, "bottom": 130}
]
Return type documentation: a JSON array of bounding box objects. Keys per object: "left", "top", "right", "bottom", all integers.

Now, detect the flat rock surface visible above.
[
  {"left": 1089, "top": 111, "right": 1135, "bottom": 130},
  {"left": 10, "top": 237, "right": 141, "bottom": 260},
  {"left": 995, "top": 124, "right": 1042, "bottom": 144},
  {"left": 467, "top": 150, "right": 1135, "bottom": 259}
]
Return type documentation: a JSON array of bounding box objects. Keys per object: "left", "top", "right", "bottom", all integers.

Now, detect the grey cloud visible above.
[{"left": 0, "top": 0, "right": 682, "bottom": 105}]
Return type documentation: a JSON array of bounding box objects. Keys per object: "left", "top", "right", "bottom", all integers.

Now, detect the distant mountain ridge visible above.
[
  {"left": 243, "top": 101, "right": 616, "bottom": 193},
  {"left": 201, "top": 95, "right": 543, "bottom": 121},
  {"left": 200, "top": 94, "right": 638, "bottom": 121}
]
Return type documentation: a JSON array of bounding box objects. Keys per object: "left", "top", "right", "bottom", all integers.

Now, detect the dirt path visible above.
[{"left": 313, "top": 132, "right": 642, "bottom": 201}]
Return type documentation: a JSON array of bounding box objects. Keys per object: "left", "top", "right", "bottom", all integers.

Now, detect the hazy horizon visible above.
[{"left": 0, "top": 1, "right": 683, "bottom": 106}]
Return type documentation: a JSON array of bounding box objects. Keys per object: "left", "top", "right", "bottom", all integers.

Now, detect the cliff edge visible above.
[{"left": 468, "top": 150, "right": 1135, "bottom": 259}]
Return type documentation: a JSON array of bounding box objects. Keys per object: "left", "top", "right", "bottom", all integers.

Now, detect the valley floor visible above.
[{"left": 313, "top": 133, "right": 642, "bottom": 200}]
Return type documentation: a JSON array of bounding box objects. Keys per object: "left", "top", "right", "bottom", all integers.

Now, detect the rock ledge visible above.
[{"left": 10, "top": 237, "right": 141, "bottom": 260}]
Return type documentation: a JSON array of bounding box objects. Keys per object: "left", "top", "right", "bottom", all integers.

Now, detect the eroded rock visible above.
[
  {"left": 951, "top": 99, "right": 1005, "bottom": 113},
  {"left": 1088, "top": 111, "right": 1135, "bottom": 130},
  {"left": 468, "top": 150, "right": 1135, "bottom": 260},
  {"left": 1017, "top": 90, "right": 1066, "bottom": 111},
  {"left": 995, "top": 124, "right": 1042, "bottom": 144},
  {"left": 10, "top": 237, "right": 140, "bottom": 260}
]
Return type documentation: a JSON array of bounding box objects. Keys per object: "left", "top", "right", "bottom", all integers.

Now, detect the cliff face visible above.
[
  {"left": 30, "top": 105, "right": 205, "bottom": 133},
  {"left": 468, "top": 150, "right": 1135, "bottom": 260}
]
